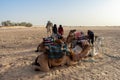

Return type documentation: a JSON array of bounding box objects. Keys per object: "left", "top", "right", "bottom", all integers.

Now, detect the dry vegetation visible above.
[{"left": 0, "top": 26, "right": 120, "bottom": 80}]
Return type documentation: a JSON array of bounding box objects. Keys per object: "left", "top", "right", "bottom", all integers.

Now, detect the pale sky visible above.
[{"left": 0, "top": 0, "right": 120, "bottom": 26}]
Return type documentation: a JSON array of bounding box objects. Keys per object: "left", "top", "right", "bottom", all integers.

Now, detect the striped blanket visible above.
[
  {"left": 43, "top": 37, "right": 54, "bottom": 46},
  {"left": 46, "top": 44, "right": 69, "bottom": 59}
]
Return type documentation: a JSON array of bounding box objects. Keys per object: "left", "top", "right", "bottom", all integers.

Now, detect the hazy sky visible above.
[{"left": 0, "top": 0, "right": 120, "bottom": 26}]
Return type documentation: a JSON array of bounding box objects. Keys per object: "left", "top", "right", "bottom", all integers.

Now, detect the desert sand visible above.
[{"left": 0, "top": 26, "right": 120, "bottom": 80}]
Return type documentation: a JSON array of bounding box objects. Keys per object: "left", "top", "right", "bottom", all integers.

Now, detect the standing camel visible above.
[{"left": 46, "top": 21, "right": 53, "bottom": 37}]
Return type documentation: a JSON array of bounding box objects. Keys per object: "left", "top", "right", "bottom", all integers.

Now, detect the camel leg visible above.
[
  {"left": 66, "top": 56, "right": 77, "bottom": 66},
  {"left": 35, "top": 44, "right": 41, "bottom": 52},
  {"left": 33, "top": 64, "right": 50, "bottom": 72},
  {"left": 34, "top": 54, "right": 50, "bottom": 72},
  {"left": 69, "top": 61, "right": 77, "bottom": 66},
  {"left": 49, "top": 57, "right": 64, "bottom": 67},
  {"left": 38, "top": 54, "right": 50, "bottom": 72}
]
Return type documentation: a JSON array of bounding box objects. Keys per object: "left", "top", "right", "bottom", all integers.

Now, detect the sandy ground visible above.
[{"left": 0, "top": 26, "right": 120, "bottom": 80}]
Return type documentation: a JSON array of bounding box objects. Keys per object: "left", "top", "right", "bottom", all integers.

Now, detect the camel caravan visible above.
[{"left": 32, "top": 21, "right": 104, "bottom": 72}]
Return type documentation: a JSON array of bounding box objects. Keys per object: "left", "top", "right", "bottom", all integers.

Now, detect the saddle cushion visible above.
[
  {"left": 46, "top": 44, "right": 68, "bottom": 59},
  {"left": 43, "top": 37, "right": 54, "bottom": 46}
]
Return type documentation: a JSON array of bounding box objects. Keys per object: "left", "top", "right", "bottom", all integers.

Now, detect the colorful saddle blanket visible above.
[
  {"left": 43, "top": 37, "right": 54, "bottom": 46},
  {"left": 43, "top": 37, "right": 70, "bottom": 59},
  {"left": 46, "top": 44, "right": 69, "bottom": 59}
]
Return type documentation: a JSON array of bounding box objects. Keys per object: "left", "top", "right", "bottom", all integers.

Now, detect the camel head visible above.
[
  {"left": 66, "top": 29, "right": 76, "bottom": 46},
  {"left": 78, "top": 43, "right": 92, "bottom": 60}
]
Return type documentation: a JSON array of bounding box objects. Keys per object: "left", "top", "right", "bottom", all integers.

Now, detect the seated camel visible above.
[
  {"left": 32, "top": 29, "right": 94, "bottom": 72},
  {"left": 68, "top": 29, "right": 104, "bottom": 57},
  {"left": 32, "top": 42, "right": 91, "bottom": 72},
  {"left": 66, "top": 29, "right": 89, "bottom": 48},
  {"left": 66, "top": 29, "right": 101, "bottom": 57},
  {"left": 70, "top": 42, "right": 91, "bottom": 61}
]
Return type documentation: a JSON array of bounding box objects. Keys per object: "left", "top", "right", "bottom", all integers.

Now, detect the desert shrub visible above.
[
  {"left": 1, "top": 20, "right": 11, "bottom": 26},
  {"left": 25, "top": 23, "right": 32, "bottom": 27},
  {"left": 1, "top": 20, "right": 33, "bottom": 27}
]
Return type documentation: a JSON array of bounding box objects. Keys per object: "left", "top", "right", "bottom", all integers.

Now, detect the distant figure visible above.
[
  {"left": 52, "top": 24, "right": 57, "bottom": 34},
  {"left": 46, "top": 21, "right": 53, "bottom": 37},
  {"left": 51, "top": 24, "right": 62, "bottom": 40},
  {"left": 58, "top": 25, "right": 64, "bottom": 36},
  {"left": 87, "top": 30, "right": 94, "bottom": 45}
]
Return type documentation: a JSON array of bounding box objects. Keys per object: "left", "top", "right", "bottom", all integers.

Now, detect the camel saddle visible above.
[
  {"left": 43, "top": 37, "right": 54, "bottom": 46},
  {"left": 46, "top": 43, "right": 70, "bottom": 59}
]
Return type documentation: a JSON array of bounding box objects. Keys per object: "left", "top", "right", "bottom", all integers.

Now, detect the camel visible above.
[
  {"left": 46, "top": 21, "right": 53, "bottom": 37},
  {"left": 32, "top": 52, "right": 76, "bottom": 72},
  {"left": 66, "top": 29, "right": 102, "bottom": 57},
  {"left": 32, "top": 29, "right": 95, "bottom": 72},
  {"left": 66, "top": 29, "right": 89, "bottom": 48},
  {"left": 32, "top": 42, "right": 91, "bottom": 72}
]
